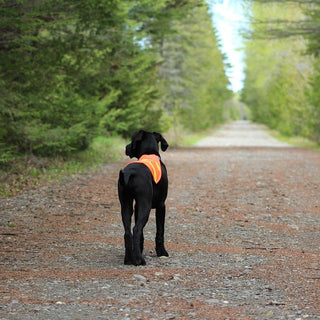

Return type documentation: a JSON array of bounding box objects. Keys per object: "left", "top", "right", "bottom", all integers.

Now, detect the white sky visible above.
[{"left": 207, "top": 0, "right": 248, "bottom": 92}]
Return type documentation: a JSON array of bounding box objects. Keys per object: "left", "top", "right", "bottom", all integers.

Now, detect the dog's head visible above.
[{"left": 125, "top": 130, "right": 169, "bottom": 159}]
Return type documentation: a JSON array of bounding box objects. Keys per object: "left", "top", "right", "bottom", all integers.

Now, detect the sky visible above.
[{"left": 207, "top": 0, "right": 248, "bottom": 93}]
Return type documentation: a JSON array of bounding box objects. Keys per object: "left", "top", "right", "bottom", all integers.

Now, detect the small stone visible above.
[
  {"left": 173, "top": 274, "right": 181, "bottom": 281},
  {"left": 206, "top": 298, "right": 220, "bottom": 305},
  {"left": 188, "top": 313, "right": 196, "bottom": 316},
  {"left": 133, "top": 274, "right": 147, "bottom": 282}
]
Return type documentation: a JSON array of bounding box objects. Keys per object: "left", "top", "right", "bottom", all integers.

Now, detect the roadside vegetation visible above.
[
  {"left": 1, "top": 0, "right": 320, "bottom": 195},
  {"left": 242, "top": 0, "right": 320, "bottom": 145},
  {"left": 0, "top": 136, "right": 125, "bottom": 196},
  {"left": 0, "top": 0, "right": 233, "bottom": 195},
  {"left": 269, "top": 130, "right": 320, "bottom": 151}
]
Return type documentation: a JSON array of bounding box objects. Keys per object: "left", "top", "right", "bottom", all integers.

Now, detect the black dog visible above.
[{"left": 118, "top": 130, "right": 169, "bottom": 266}]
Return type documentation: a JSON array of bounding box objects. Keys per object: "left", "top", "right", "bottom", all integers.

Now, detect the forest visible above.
[
  {"left": 1, "top": 0, "right": 320, "bottom": 169},
  {"left": 242, "top": 0, "right": 320, "bottom": 143},
  {"left": 0, "top": 0, "right": 232, "bottom": 164}
]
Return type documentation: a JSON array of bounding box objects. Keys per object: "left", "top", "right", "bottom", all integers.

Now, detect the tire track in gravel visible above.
[{"left": 1, "top": 121, "right": 319, "bottom": 319}]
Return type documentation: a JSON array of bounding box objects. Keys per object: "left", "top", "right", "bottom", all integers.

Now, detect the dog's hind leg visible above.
[
  {"left": 134, "top": 203, "right": 144, "bottom": 254},
  {"left": 155, "top": 203, "right": 169, "bottom": 257},
  {"left": 121, "top": 202, "right": 134, "bottom": 265},
  {"left": 132, "top": 200, "right": 151, "bottom": 266}
]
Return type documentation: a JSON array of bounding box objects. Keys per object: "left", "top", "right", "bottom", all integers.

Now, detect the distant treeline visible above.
[
  {"left": 0, "top": 0, "right": 232, "bottom": 162},
  {"left": 242, "top": 1, "right": 320, "bottom": 143}
]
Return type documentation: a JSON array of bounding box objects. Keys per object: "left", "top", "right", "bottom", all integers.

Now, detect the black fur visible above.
[{"left": 118, "top": 130, "right": 169, "bottom": 266}]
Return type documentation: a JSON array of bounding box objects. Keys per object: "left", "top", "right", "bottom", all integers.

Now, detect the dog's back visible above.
[{"left": 118, "top": 160, "right": 167, "bottom": 208}]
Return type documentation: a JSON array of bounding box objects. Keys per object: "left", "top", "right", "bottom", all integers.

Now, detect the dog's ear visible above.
[
  {"left": 153, "top": 132, "right": 169, "bottom": 152},
  {"left": 126, "top": 130, "right": 145, "bottom": 158},
  {"left": 132, "top": 130, "right": 145, "bottom": 150}
]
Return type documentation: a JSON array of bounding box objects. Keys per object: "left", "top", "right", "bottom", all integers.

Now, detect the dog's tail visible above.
[{"left": 118, "top": 170, "right": 132, "bottom": 186}]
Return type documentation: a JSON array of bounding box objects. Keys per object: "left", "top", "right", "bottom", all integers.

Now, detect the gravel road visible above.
[
  {"left": 196, "top": 121, "right": 289, "bottom": 147},
  {"left": 1, "top": 121, "right": 319, "bottom": 320}
]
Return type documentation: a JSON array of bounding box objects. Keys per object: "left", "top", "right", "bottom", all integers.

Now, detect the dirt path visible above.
[
  {"left": 1, "top": 121, "right": 320, "bottom": 320},
  {"left": 196, "top": 121, "right": 289, "bottom": 147}
]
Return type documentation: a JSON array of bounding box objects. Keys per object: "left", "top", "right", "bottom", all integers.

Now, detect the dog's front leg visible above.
[{"left": 155, "top": 203, "right": 169, "bottom": 257}]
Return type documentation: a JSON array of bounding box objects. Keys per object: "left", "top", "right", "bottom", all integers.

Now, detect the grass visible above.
[
  {"left": 1, "top": 125, "right": 217, "bottom": 196},
  {"left": 165, "top": 124, "right": 222, "bottom": 147},
  {"left": 270, "top": 130, "right": 320, "bottom": 151},
  {"left": 0, "top": 136, "right": 125, "bottom": 197}
]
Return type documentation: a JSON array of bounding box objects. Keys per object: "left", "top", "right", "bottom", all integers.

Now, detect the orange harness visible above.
[{"left": 127, "top": 154, "right": 162, "bottom": 184}]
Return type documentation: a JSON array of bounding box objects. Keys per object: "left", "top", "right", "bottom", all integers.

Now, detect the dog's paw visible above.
[
  {"left": 133, "top": 256, "right": 146, "bottom": 266},
  {"left": 124, "top": 259, "right": 133, "bottom": 265},
  {"left": 124, "top": 256, "right": 133, "bottom": 265},
  {"left": 156, "top": 246, "right": 169, "bottom": 257}
]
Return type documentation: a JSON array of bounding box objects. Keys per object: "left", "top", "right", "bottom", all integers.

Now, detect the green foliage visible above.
[
  {"left": 307, "top": 58, "right": 320, "bottom": 142},
  {"left": 0, "top": 0, "right": 232, "bottom": 165},
  {"left": 306, "top": 4, "right": 320, "bottom": 56},
  {"left": 0, "top": 144, "right": 15, "bottom": 164},
  {"left": 157, "top": 3, "right": 232, "bottom": 131},
  {"left": 0, "top": 0, "right": 162, "bottom": 158},
  {"left": 242, "top": 1, "right": 320, "bottom": 144},
  {"left": 242, "top": 2, "right": 318, "bottom": 140},
  {"left": 0, "top": 135, "right": 125, "bottom": 196}
]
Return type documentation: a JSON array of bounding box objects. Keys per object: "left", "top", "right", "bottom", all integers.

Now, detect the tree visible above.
[
  {"left": 242, "top": 1, "right": 319, "bottom": 141},
  {"left": 0, "top": 0, "right": 232, "bottom": 162},
  {"left": 157, "top": 3, "right": 232, "bottom": 131},
  {"left": 0, "top": 0, "right": 182, "bottom": 158}
]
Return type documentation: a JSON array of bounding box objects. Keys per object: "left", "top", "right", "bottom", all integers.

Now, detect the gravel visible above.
[
  {"left": 196, "top": 121, "right": 290, "bottom": 147},
  {"left": 1, "top": 121, "right": 319, "bottom": 319}
]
